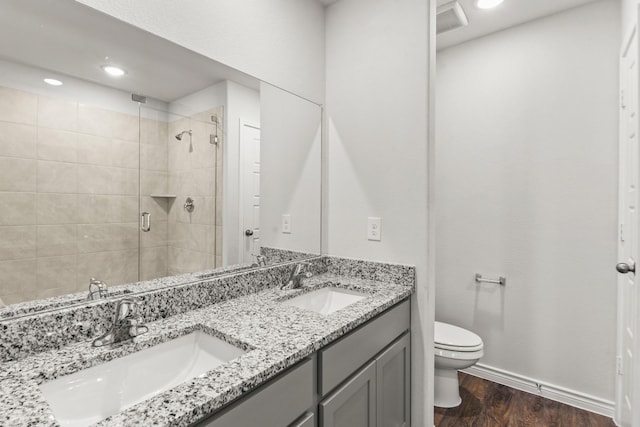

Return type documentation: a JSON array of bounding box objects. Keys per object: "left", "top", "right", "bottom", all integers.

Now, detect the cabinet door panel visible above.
[
  {"left": 376, "top": 332, "right": 410, "bottom": 427},
  {"left": 195, "top": 359, "right": 313, "bottom": 427},
  {"left": 319, "top": 299, "right": 409, "bottom": 395},
  {"left": 320, "top": 360, "right": 376, "bottom": 427},
  {"left": 290, "top": 412, "right": 315, "bottom": 427}
]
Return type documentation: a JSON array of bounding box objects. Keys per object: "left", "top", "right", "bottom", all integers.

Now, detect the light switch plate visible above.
[
  {"left": 282, "top": 214, "right": 292, "bottom": 234},
  {"left": 367, "top": 217, "right": 381, "bottom": 241}
]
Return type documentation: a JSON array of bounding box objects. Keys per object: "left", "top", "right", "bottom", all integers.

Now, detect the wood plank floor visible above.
[{"left": 434, "top": 373, "right": 616, "bottom": 427}]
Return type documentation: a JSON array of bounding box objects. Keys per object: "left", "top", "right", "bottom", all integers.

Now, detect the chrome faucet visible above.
[
  {"left": 92, "top": 298, "right": 148, "bottom": 347},
  {"left": 87, "top": 278, "right": 109, "bottom": 300},
  {"left": 255, "top": 254, "right": 268, "bottom": 267},
  {"left": 281, "top": 263, "right": 313, "bottom": 290}
]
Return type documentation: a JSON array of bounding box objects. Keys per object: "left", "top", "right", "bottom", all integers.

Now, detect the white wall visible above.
[
  {"left": 436, "top": 0, "right": 619, "bottom": 402},
  {"left": 325, "top": 0, "right": 433, "bottom": 424},
  {"left": 168, "top": 82, "right": 227, "bottom": 119},
  {"left": 74, "top": 0, "right": 325, "bottom": 104},
  {"left": 260, "top": 82, "right": 322, "bottom": 254}
]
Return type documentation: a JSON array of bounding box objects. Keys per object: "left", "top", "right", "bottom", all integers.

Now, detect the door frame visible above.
[
  {"left": 238, "top": 119, "right": 261, "bottom": 264},
  {"left": 616, "top": 13, "right": 640, "bottom": 426}
]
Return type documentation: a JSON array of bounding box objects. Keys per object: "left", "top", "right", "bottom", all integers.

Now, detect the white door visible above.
[
  {"left": 240, "top": 120, "right": 261, "bottom": 264},
  {"left": 617, "top": 18, "right": 640, "bottom": 427}
]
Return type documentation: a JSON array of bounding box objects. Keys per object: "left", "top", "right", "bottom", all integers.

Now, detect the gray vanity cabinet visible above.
[
  {"left": 191, "top": 299, "right": 410, "bottom": 427},
  {"left": 318, "top": 332, "right": 410, "bottom": 427},
  {"left": 291, "top": 412, "right": 315, "bottom": 427},
  {"left": 318, "top": 300, "right": 411, "bottom": 427},
  {"left": 319, "top": 360, "right": 377, "bottom": 427},
  {"left": 193, "top": 358, "right": 314, "bottom": 427},
  {"left": 376, "top": 332, "right": 411, "bottom": 427}
]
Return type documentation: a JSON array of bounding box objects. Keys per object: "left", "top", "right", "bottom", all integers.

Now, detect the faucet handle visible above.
[
  {"left": 87, "top": 278, "right": 109, "bottom": 300},
  {"left": 115, "top": 298, "right": 142, "bottom": 320}
]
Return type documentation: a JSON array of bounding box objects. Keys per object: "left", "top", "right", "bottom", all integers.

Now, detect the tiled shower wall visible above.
[
  {"left": 0, "top": 85, "right": 223, "bottom": 304},
  {"left": 166, "top": 107, "right": 223, "bottom": 275},
  {"left": 139, "top": 114, "right": 170, "bottom": 282},
  {"left": 0, "top": 85, "right": 167, "bottom": 304}
]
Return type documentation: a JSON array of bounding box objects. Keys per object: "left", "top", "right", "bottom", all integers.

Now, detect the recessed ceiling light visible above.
[
  {"left": 101, "top": 65, "right": 126, "bottom": 77},
  {"left": 43, "top": 78, "right": 63, "bottom": 86},
  {"left": 476, "top": 0, "right": 504, "bottom": 9}
]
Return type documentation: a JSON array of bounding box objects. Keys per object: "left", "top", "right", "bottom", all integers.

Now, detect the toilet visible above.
[{"left": 434, "top": 321, "right": 484, "bottom": 408}]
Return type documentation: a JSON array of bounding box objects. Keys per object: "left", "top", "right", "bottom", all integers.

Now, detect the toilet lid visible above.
[{"left": 435, "top": 321, "right": 483, "bottom": 351}]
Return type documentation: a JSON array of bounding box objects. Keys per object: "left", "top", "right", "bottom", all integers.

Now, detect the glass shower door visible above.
[{"left": 138, "top": 105, "right": 222, "bottom": 281}]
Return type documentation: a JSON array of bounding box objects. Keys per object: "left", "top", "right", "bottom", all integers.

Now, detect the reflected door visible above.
[
  {"left": 617, "top": 17, "right": 640, "bottom": 427},
  {"left": 240, "top": 120, "right": 261, "bottom": 264}
]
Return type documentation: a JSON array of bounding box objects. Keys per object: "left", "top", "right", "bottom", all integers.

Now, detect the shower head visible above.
[{"left": 175, "top": 130, "right": 192, "bottom": 141}]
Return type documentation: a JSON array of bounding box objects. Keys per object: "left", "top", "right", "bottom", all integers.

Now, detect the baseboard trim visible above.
[{"left": 463, "top": 363, "right": 615, "bottom": 419}]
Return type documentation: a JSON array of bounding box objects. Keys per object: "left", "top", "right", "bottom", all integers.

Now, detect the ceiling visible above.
[
  {"left": 0, "top": 0, "right": 259, "bottom": 102},
  {"left": 0, "top": 0, "right": 604, "bottom": 99},
  {"left": 436, "top": 0, "right": 601, "bottom": 50}
]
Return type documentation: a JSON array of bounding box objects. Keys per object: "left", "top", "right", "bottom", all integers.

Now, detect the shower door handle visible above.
[{"left": 141, "top": 212, "right": 151, "bottom": 232}]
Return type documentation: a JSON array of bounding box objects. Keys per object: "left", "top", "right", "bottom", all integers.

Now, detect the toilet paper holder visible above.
[{"left": 475, "top": 273, "right": 506, "bottom": 286}]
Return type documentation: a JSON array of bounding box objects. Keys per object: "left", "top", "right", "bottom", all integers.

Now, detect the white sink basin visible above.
[
  {"left": 282, "top": 287, "right": 367, "bottom": 315},
  {"left": 39, "top": 331, "right": 246, "bottom": 427}
]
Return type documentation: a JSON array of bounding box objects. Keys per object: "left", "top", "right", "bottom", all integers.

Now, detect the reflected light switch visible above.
[
  {"left": 367, "top": 217, "right": 381, "bottom": 241},
  {"left": 282, "top": 214, "right": 292, "bottom": 234}
]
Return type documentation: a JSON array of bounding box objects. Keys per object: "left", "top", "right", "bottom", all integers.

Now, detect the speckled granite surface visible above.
[
  {"left": 0, "top": 255, "right": 320, "bottom": 321},
  {"left": 0, "top": 263, "right": 414, "bottom": 427},
  {"left": 0, "top": 259, "right": 327, "bottom": 362}
]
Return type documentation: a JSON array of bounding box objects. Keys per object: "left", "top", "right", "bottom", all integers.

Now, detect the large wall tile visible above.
[
  {"left": 77, "top": 105, "right": 113, "bottom": 139},
  {"left": 141, "top": 196, "right": 169, "bottom": 221},
  {"left": 78, "top": 105, "right": 138, "bottom": 142},
  {"left": 37, "top": 160, "right": 77, "bottom": 193},
  {"left": 37, "top": 128, "right": 78, "bottom": 162},
  {"left": 0, "top": 226, "right": 36, "bottom": 260},
  {"left": 0, "top": 157, "right": 36, "bottom": 191},
  {"left": 0, "top": 192, "right": 36, "bottom": 225},
  {"left": 140, "top": 117, "right": 168, "bottom": 146},
  {"left": 140, "top": 246, "right": 168, "bottom": 279},
  {"left": 168, "top": 246, "right": 209, "bottom": 273},
  {"left": 190, "top": 121, "right": 217, "bottom": 169},
  {"left": 110, "top": 139, "right": 139, "bottom": 169},
  {"left": 0, "top": 87, "right": 37, "bottom": 125},
  {"left": 141, "top": 142, "right": 167, "bottom": 171},
  {"left": 77, "top": 223, "right": 138, "bottom": 253},
  {"left": 37, "top": 193, "right": 78, "bottom": 224},
  {"left": 141, "top": 170, "right": 168, "bottom": 195},
  {"left": 0, "top": 259, "right": 37, "bottom": 296},
  {"left": 76, "top": 134, "right": 111, "bottom": 166},
  {"left": 76, "top": 249, "right": 138, "bottom": 289},
  {"left": 77, "top": 136, "right": 138, "bottom": 169},
  {"left": 77, "top": 165, "right": 138, "bottom": 196},
  {"left": 77, "top": 195, "right": 138, "bottom": 224},
  {"left": 37, "top": 96, "right": 78, "bottom": 131},
  {"left": 36, "top": 255, "right": 76, "bottom": 294},
  {"left": 37, "top": 225, "right": 77, "bottom": 257},
  {"left": 141, "top": 220, "right": 167, "bottom": 248},
  {"left": 0, "top": 121, "right": 36, "bottom": 159}
]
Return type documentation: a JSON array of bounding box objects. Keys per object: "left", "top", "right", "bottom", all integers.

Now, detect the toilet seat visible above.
[{"left": 435, "top": 321, "right": 483, "bottom": 352}]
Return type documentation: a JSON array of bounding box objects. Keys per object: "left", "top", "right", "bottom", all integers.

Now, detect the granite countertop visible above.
[{"left": 0, "top": 272, "right": 413, "bottom": 427}]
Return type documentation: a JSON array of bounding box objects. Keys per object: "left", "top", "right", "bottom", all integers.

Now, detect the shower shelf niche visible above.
[{"left": 150, "top": 194, "right": 177, "bottom": 198}]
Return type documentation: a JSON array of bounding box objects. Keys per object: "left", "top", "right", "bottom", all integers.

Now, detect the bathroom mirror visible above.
[{"left": 0, "top": 0, "right": 322, "bottom": 312}]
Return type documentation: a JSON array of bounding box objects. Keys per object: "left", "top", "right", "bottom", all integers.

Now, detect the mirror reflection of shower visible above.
[
  {"left": 175, "top": 129, "right": 193, "bottom": 152},
  {"left": 175, "top": 130, "right": 192, "bottom": 141}
]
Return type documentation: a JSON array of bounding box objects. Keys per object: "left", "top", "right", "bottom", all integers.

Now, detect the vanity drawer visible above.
[
  {"left": 196, "top": 358, "right": 314, "bottom": 427},
  {"left": 318, "top": 299, "right": 410, "bottom": 396}
]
